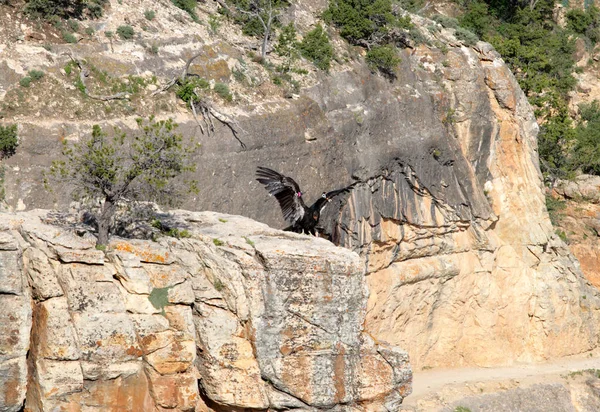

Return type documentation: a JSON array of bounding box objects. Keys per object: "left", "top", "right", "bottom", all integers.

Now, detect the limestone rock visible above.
[{"left": 0, "top": 210, "right": 410, "bottom": 411}]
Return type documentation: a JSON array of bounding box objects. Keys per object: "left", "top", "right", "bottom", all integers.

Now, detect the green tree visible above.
[
  {"left": 298, "top": 24, "right": 334, "bottom": 71},
  {"left": 227, "top": 0, "right": 290, "bottom": 60},
  {"left": 571, "top": 100, "right": 600, "bottom": 175},
  {"left": 275, "top": 23, "right": 300, "bottom": 72},
  {"left": 323, "top": 0, "right": 409, "bottom": 47},
  {"left": 366, "top": 44, "right": 400, "bottom": 79},
  {"left": 25, "top": 0, "right": 107, "bottom": 19},
  {"left": 45, "top": 118, "right": 198, "bottom": 246},
  {"left": 0, "top": 124, "right": 19, "bottom": 160}
]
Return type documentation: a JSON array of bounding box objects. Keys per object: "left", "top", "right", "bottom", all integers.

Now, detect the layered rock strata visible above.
[{"left": 0, "top": 210, "right": 410, "bottom": 411}]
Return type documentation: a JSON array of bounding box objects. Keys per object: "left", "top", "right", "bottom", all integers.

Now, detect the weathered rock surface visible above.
[
  {"left": 0, "top": 210, "right": 410, "bottom": 411},
  {"left": 556, "top": 175, "right": 600, "bottom": 204}
]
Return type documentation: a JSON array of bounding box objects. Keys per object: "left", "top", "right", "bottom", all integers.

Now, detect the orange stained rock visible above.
[
  {"left": 113, "top": 242, "right": 169, "bottom": 263},
  {"left": 333, "top": 343, "right": 346, "bottom": 403}
]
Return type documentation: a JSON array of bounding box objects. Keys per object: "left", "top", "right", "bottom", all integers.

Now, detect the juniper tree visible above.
[{"left": 45, "top": 117, "right": 198, "bottom": 246}]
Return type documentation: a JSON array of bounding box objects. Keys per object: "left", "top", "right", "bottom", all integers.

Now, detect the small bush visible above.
[
  {"left": 566, "top": 7, "right": 597, "bottom": 35},
  {"left": 432, "top": 14, "right": 459, "bottom": 29},
  {"left": 213, "top": 82, "right": 232, "bottom": 102},
  {"left": 366, "top": 45, "right": 400, "bottom": 79},
  {"left": 104, "top": 30, "right": 113, "bottom": 38},
  {"left": 0, "top": 124, "right": 18, "bottom": 160},
  {"left": 63, "top": 31, "right": 78, "bottom": 43},
  {"left": 546, "top": 194, "right": 566, "bottom": 226},
  {"left": 175, "top": 77, "right": 210, "bottom": 104},
  {"left": 409, "top": 27, "right": 428, "bottom": 45},
  {"left": 68, "top": 19, "right": 79, "bottom": 32},
  {"left": 454, "top": 27, "right": 479, "bottom": 46},
  {"left": 171, "top": 0, "right": 198, "bottom": 22},
  {"left": 85, "top": 26, "right": 95, "bottom": 36},
  {"left": 275, "top": 23, "right": 300, "bottom": 73},
  {"left": 324, "top": 0, "right": 410, "bottom": 45},
  {"left": 28, "top": 70, "right": 44, "bottom": 81},
  {"left": 298, "top": 24, "right": 333, "bottom": 71},
  {"left": 116, "top": 25, "right": 135, "bottom": 40},
  {"left": 208, "top": 14, "right": 221, "bottom": 34},
  {"left": 144, "top": 9, "right": 156, "bottom": 20},
  {"left": 25, "top": 0, "right": 108, "bottom": 19},
  {"left": 20, "top": 77, "right": 32, "bottom": 88},
  {"left": 149, "top": 43, "right": 159, "bottom": 54},
  {"left": 213, "top": 238, "right": 224, "bottom": 246}
]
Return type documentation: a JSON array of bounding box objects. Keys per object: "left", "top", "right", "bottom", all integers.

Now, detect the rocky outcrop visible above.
[
  {"left": 325, "top": 17, "right": 600, "bottom": 368},
  {"left": 0, "top": 210, "right": 410, "bottom": 411}
]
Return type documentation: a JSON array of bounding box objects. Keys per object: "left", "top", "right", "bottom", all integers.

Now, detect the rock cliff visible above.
[{"left": 0, "top": 210, "right": 410, "bottom": 411}]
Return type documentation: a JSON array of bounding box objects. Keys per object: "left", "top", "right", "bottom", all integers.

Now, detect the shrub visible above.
[
  {"left": 571, "top": 100, "right": 600, "bottom": 175},
  {"left": 274, "top": 23, "right": 300, "bottom": 72},
  {"left": 432, "top": 14, "right": 459, "bottom": 29},
  {"left": 104, "top": 30, "right": 113, "bottom": 38},
  {"left": 68, "top": 19, "right": 79, "bottom": 32},
  {"left": 298, "top": 24, "right": 334, "bottom": 71},
  {"left": 175, "top": 77, "right": 210, "bottom": 103},
  {"left": 20, "top": 77, "right": 32, "bottom": 87},
  {"left": 324, "top": 0, "right": 411, "bottom": 46},
  {"left": 116, "top": 25, "right": 134, "bottom": 40},
  {"left": 458, "top": 0, "right": 491, "bottom": 37},
  {"left": 214, "top": 82, "right": 233, "bottom": 102},
  {"left": 208, "top": 14, "right": 221, "bottom": 34},
  {"left": 28, "top": 69, "right": 44, "bottom": 81},
  {"left": 63, "top": 31, "right": 78, "bottom": 43},
  {"left": 454, "top": 27, "right": 479, "bottom": 45},
  {"left": 144, "top": 9, "right": 156, "bottom": 20},
  {"left": 171, "top": 0, "right": 198, "bottom": 22},
  {"left": 566, "top": 7, "right": 596, "bottom": 34},
  {"left": 0, "top": 124, "right": 18, "bottom": 160},
  {"left": 365, "top": 44, "right": 400, "bottom": 78},
  {"left": 25, "top": 0, "right": 108, "bottom": 19},
  {"left": 546, "top": 195, "right": 566, "bottom": 226},
  {"left": 85, "top": 26, "right": 95, "bottom": 36}
]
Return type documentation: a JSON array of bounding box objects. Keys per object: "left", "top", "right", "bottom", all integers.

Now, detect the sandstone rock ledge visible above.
[{"left": 0, "top": 210, "right": 411, "bottom": 412}]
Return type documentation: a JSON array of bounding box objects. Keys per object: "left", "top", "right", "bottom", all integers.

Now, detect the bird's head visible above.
[{"left": 322, "top": 192, "right": 332, "bottom": 202}]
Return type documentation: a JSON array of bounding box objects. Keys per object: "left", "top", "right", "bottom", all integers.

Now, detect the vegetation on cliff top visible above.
[
  {"left": 455, "top": 0, "right": 600, "bottom": 182},
  {"left": 44, "top": 118, "right": 198, "bottom": 246}
]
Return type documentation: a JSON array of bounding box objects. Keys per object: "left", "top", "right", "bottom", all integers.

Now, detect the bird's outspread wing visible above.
[
  {"left": 256, "top": 167, "right": 306, "bottom": 225},
  {"left": 310, "top": 186, "right": 354, "bottom": 212}
]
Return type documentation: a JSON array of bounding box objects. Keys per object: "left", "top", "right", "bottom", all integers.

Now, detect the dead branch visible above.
[{"left": 149, "top": 50, "right": 247, "bottom": 148}]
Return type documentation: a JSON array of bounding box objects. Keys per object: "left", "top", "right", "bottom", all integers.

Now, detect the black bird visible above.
[{"left": 256, "top": 166, "right": 350, "bottom": 235}]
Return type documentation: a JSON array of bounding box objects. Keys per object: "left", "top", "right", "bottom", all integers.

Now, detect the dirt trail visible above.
[{"left": 401, "top": 352, "right": 600, "bottom": 409}]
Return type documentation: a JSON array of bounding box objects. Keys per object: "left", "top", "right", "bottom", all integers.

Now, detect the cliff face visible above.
[
  {"left": 1, "top": 0, "right": 600, "bottom": 390},
  {"left": 0, "top": 210, "right": 410, "bottom": 411},
  {"left": 330, "top": 16, "right": 600, "bottom": 368}
]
